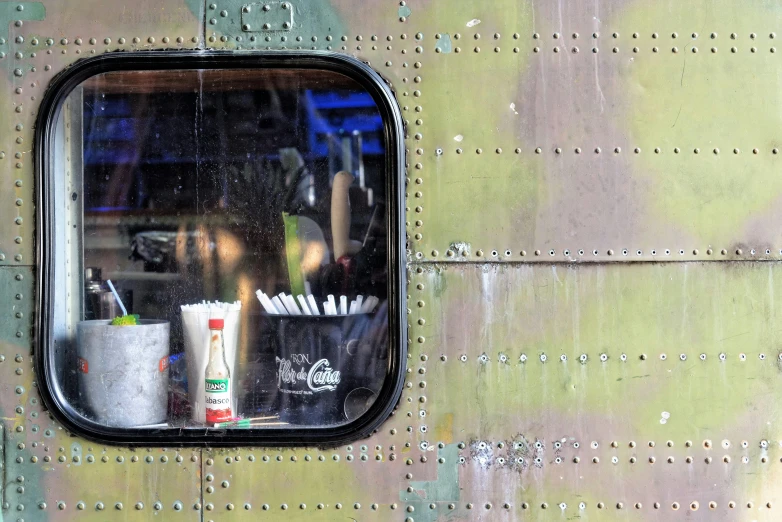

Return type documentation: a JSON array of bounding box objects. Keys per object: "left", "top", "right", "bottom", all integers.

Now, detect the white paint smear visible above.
[
  {"left": 660, "top": 411, "right": 670, "bottom": 424},
  {"left": 466, "top": 19, "right": 481, "bottom": 27},
  {"left": 454, "top": 134, "right": 463, "bottom": 142},
  {"left": 510, "top": 102, "right": 518, "bottom": 114}
]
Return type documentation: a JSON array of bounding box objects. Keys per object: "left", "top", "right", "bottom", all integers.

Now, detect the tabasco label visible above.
[
  {"left": 158, "top": 356, "right": 169, "bottom": 373},
  {"left": 77, "top": 357, "right": 89, "bottom": 374},
  {"left": 205, "top": 378, "right": 232, "bottom": 424}
]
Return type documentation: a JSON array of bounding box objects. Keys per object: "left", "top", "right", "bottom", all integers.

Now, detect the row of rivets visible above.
[
  {"left": 445, "top": 146, "right": 782, "bottom": 154},
  {"left": 446, "top": 352, "right": 781, "bottom": 363},
  {"left": 427, "top": 247, "right": 782, "bottom": 258},
  {"left": 535, "top": 31, "right": 774, "bottom": 39},
  {"left": 402, "top": 439, "right": 776, "bottom": 450},
  {"left": 534, "top": 45, "right": 781, "bottom": 53},
  {"left": 534, "top": 146, "right": 782, "bottom": 154},
  {"left": 41, "top": 453, "right": 188, "bottom": 464},
  {"left": 405, "top": 500, "right": 772, "bottom": 510},
  {"left": 468, "top": 439, "right": 782, "bottom": 451},
  {"left": 52, "top": 501, "right": 168, "bottom": 511}
]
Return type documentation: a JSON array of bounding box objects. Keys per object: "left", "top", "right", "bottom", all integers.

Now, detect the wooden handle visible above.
[{"left": 331, "top": 171, "right": 354, "bottom": 260}]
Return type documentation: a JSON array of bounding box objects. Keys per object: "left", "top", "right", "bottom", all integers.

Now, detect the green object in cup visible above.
[
  {"left": 283, "top": 212, "right": 305, "bottom": 297},
  {"left": 110, "top": 314, "right": 140, "bottom": 326}
]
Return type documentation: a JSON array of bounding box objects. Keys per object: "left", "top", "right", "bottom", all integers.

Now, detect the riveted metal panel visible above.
[
  {"left": 384, "top": 0, "right": 782, "bottom": 264},
  {"left": 240, "top": 1, "right": 294, "bottom": 33},
  {"left": 0, "top": 3, "right": 46, "bottom": 267},
  {"left": 201, "top": 446, "right": 404, "bottom": 519},
  {"left": 406, "top": 261, "right": 782, "bottom": 518},
  {"left": 3, "top": 443, "right": 202, "bottom": 519},
  {"left": 205, "top": 0, "right": 346, "bottom": 48}
]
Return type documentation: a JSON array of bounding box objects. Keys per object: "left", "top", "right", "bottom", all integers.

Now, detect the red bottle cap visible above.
[{"left": 208, "top": 318, "right": 224, "bottom": 330}]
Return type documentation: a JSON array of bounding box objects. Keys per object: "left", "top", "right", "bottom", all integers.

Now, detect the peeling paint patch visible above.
[
  {"left": 466, "top": 18, "right": 481, "bottom": 27},
  {"left": 510, "top": 102, "right": 518, "bottom": 114},
  {"left": 398, "top": 5, "right": 411, "bottom": 18},
  {"left": 660, "top": 411, "right": 670, "bottom": 424},
  {"left": 434, "top": 33, "right": 452, "bottom": 54},
  {"left": 449, "top": 241, "right": 471, "bottom": 257},
  {"left": 453, "top": 134, "right": 463, "bottom": 142},
  {"left": 469, "top": 440, "right": 494, "bottom": 469}
]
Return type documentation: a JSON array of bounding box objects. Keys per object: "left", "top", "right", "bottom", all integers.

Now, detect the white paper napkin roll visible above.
[{"left": 181, "top": 301, "right": 241, "bottom": 423}]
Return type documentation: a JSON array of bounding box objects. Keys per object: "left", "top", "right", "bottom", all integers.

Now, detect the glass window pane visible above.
[{"left": 44, "top": 62, "right": 400, "bottom": 439}]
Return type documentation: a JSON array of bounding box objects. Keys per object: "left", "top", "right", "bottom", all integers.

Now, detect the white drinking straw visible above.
[
  {"left": 355, "top": 295, "right": 364, "bottom": 312},
  {"left": 348, "top": 300, "right": 358, "bottom": 315},
  {"left": 323, "top": 301, "right": 331, "bottom": 315},
  {"left": 277, "top": 293, "right": 293, "bottom": 314},
  {"left": 106, "top": 279, "right": 128, "bottom": 316},
  {"left": 263, "top": 294, "right": 280, "bottom": 314},
  {"left": 285, "top": 294, "right": 302, "bottom": 315},
  {"left": 271, "top": 295, "right": 289, "bottom": 315},
  {"left": 339, "top": 295, "right": 348, "bottom": 315},
  {"left": 327, "top": 295, "right": 337, "bottom": 316},
  {"left": 359, "top": 296, "right": 376, "bottom": 314},
  {"left": 297, "top": 295, "right": 312, "bottom": 315},
  {"left": 307, "top": 295, "right": 320, "bottom": 316},
  {"left": 256, "top": 291, "right": 279, "bottom": 314}
]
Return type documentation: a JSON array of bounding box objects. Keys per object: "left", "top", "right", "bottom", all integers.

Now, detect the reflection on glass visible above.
[{"left": 54, "top": 68, "right": 389, "bottom": 430}]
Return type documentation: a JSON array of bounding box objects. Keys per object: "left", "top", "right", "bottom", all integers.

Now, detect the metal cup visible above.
[{"left": 76, "top": 319, "right": 170, "bottom": 427}]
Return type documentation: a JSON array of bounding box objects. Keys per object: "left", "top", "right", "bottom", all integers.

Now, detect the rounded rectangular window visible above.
[{"left": 35, "top": 52, "right": 406, "bottom": 445}]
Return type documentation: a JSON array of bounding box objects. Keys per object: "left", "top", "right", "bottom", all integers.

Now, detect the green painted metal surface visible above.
[{"left": 1, "top": 0, "right": 782, "bottom": 519}]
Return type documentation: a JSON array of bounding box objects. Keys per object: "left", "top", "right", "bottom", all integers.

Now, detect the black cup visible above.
[{"left": 263, "top": 312, "right": 388, "bottom": 426}]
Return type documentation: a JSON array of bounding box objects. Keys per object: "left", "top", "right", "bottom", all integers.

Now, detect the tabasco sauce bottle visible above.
[{"left": 204, "top": 318, "right": 232, "bottom": 424}]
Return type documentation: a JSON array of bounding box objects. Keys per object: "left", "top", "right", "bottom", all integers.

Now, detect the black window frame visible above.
[{"left": 34, "top": 50, "right": 407, "bottom": 447}]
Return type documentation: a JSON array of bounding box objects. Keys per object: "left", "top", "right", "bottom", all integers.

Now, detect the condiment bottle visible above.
[{"left": 204, "top": 318, "right": 232, "bottom": 424}]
